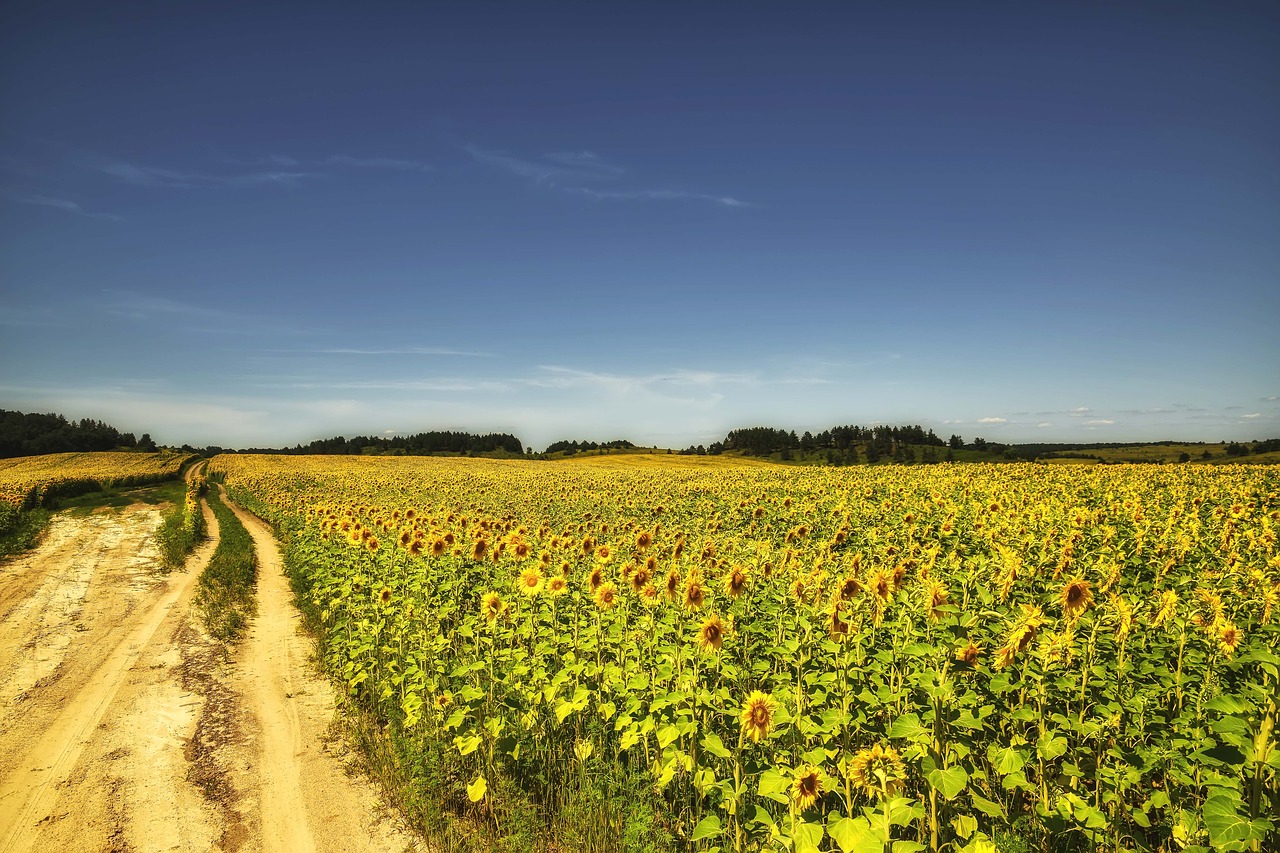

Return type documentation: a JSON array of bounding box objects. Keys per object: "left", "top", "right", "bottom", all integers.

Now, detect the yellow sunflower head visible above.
[
  {"left": 697, "top": 614, "right": 726, "bottom": 652},
  {"left": 847, "top": 743, "right": 906, "bottom": 800},
  {"left": 1060, "top": 578, "right": 1094, "bottom": 618},
  {"left": 791, "top": 765, "right": 823, "bottom": 811},
  {"left": 739, "top": 690, "right": 776, "bottom": 743},
  {"left": 517, "top": 565, "right": 544, "bottom": 596},
  {"left": 481, "top": 591, "right": 506, "bottom": 622},
  {"left": 593, "top": 581, "right": 618, "bottom": 610}
]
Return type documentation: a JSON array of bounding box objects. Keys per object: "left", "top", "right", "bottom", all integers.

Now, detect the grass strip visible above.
[
  {"left": 198, "top": 486, "right": 257, "bottom": 642},
  {"left": 0, "top": 504, "right": 51, "bottom": 560},
  {"left": 156, "top": 473, "right": 208, "bottom": 569}
]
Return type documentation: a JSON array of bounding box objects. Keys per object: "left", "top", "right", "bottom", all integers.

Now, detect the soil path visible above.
[
  {"left": 221, "top": 490, "right": 419, "bottom": 853},
  {"left": 0, "top": 479, "right": 422, "bottom": 853},
  {"left": 0, "top": 498, "right": 223, "bottom": 853}
]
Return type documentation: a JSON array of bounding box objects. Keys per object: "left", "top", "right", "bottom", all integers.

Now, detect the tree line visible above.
[
  {"left": 236, "top": 431, "right": 525, "bottom": 457},
  {"left": 0, "top": 410, "right": 155, "bottom": 458}
]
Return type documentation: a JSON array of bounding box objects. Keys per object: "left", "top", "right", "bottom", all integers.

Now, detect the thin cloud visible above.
[
  {"left": 1085, "top": 419, "right": 1115, "bottom": 426},
  {"left": 977, "top": 416, "right": 1007, "bottom": 424},
  {"left": 100, "top": 161, "right": 313, "bottom": 188},
  {"left": 310, "top": 347, "right": 491, "bottom": 357},
  {"left": 1036, "top": 422, "right": 1052, "bottom": 428},
  {"left": 465, "top": 144, "right": 604, "bottom": 184},
  {"left": 323, "top": 155, "right": 433, "bottom": 173},
  {"left": 466, "top": 142, "right": 751, "bottom": 206},
  {"left": 570, "top": 187, "right": 752, "bottom": 208},
  {"left": 543, "top": 150, "right": 625, "bottom": 175},
  {"left": 2, "top": 189, "right": 119, "bottom": 221},
  {"left": 1241, "top": 412, "right": 1262, "bottom": 419}
]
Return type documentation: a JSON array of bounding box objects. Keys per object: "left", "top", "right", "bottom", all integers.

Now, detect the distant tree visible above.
[
  {"left": 1178, "top": 452, "right": 1191, "bottom": 463},
  {"left": 138, "top": 433, "right": 157, "bottom": 452},
  {"left": 972, "top": 437, "right": 988, "bottom": 451},
  {"left": 949, "top": 434, "right": 963, "bottom": 450}
]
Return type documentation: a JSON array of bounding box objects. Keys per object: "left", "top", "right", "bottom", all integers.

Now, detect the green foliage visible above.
[{"left": 197, "top": 487, "right": 256, "bottom": 642}]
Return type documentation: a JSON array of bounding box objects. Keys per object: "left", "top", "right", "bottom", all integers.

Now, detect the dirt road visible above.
[{"left": 0, "top": 489, "right": 421, "bottom": 852}]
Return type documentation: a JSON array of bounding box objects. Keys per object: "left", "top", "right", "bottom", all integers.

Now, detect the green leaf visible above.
[
  {"left": 657, "top": 724, "right": 681, "bottom": 750},
  {"left": 1037, "top": 734, "right": 1069, "bottom": 761},
  {"left": 690, "top": 814, "right": 722, "bottom": 842},
  {"left": 990, "top": 745, "right": 1026, "bottom": 775},
  {"left": 466, "top": 775, "right": 487, "bottom": 802},
  {"left": 793, "top": 819, "right": 824, "bottom": 853},
  {"left": 701, "top": 731, "right": 733, "bottom": 759},
  {"left": 827, "top": 816, "right": 884, "bottom": 853},
  {"left": 970, "top": 793, "right": 1007, "bottom": 820},
  {"left": 555, "top": 701, "right": 576, "bottom": 723},
  {"left": 889, "top": 713, "right": 929, "bottom": 741},
  {"left": 454, "top": 734, "right": 482, "bottom": 756},
  {"left": 952, "top": 814, "right": 978, "bottom": 839},
  {"left": 925, "top": 764, "right": 969, "bottom": 800},
  {"left": 443, "top": 709, "right": 466, "bottom": 731},
  {"left": 758, "top": 769, "right": 790, "bottom": 804},
  {"left": 1204, "top": 793, "right": 1265, "bottom": 849}
]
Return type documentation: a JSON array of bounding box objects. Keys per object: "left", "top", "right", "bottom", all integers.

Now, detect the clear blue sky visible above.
[{"left": 2, "top": 1, "right": 1277, "bottom": 450}]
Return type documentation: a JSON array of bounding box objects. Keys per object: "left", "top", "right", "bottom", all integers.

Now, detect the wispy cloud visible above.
[
  {"left": 465, "top": 144, "right": 616, "bottom": 184},
  {"left": 322, "top": 155, "right": 433, "bottom": 173},
  {"left": 2, "top": 189, "right": 119, "bottom": 220},
  {"left": 570, "top": 187, "right": 752, "bottom": 207},
  {"left": 977, "top": 416, "right": 1007, "bottom": 424},
  {"left": 100, "top": 161, "right": 313, "bottom": 188},
  {"left": 305, "top": 346, "right": 491, "bottom": 357},
  {"left": 1241, "top": 412, "right": 1262, "bottom": 419},
  {"left": 466, "top": 143, "right": 751, "bottom": 207},
  {"left": 1085, "top": 419, "right": 1115, "bottom": 426}
]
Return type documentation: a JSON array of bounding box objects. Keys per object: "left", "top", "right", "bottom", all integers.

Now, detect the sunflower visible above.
[
  {"left": 365, "top": 536, "right": 380, "bottom": 553},
  {"left": 828, "top": 599, "right": 850, "bottom": 639},
  {"left": 640, "top": 583, "right": 660, "bottom": 606},
  {"left": 739, "top": 690, "right": 776, "bottom": 742},
  {"left": 847, "top": 743, "right": 906, "bottom": 800},
  {"left": 629, "top": 566, "right": 651, "bottom": 594},
  {"left": 836, "top": 575, "right": 862, "bottom": 601},
  {"left": 378, "top": 586, "right": 392, "bottom": 605},
  {"left": 593, "top": 581, "right": 618, "bottom": 610},
  {"left": 471, "top": 538, "right": 488, "bottom": 561},
  {"left": 408, "top": 538, "right": 425, "bottom": 557},
  {"left": 684, "top": 576, "right": 706, "bottom": 610},
  {"left": 636, "top": 530, "right": 652, "bottom": 550},
  {"left": 546, "top": 575, "right": 567, "bottom": 597},
  {"left": 956, "top": 640, "right": 981, "bottom": 667},
  {"left": 431, "top": 537, "right": 447, "bottom": 556},
  {"left": 587, "top": 565, "right": 604, "bottom": 594},
  {"left": 923, "top": 579, "right": 948, "bottom": 622},
  {"left": 697, "top": 614, "right": 725, "bottom": 652},
  {"left": 1151, "top": 589, "right": 1179, "bottom": 627},
  {"left": 517, "top": 566, "right": 544, "bottom": 596},
  {"left": 869, "top": 568, "right": 893, "bottom": 605},
  {"left": 725, "top": 566, "right": 748, "bottom": 598},
  {"left": 665, "top": 569, "right": 682, "bottom": 600},
  {"left": 1060, "top": 578, "right": 1094, "bottom": 618},
  {"left": 595, "top": 544, "right": 613, "bottom": 563},
  {"left": 996, "top": 604, "right": 1045, "bottom": 668},
  {"left": 481, "top": 591, "right": 506, "bottom": 622},
  {"left": 1218, "top": 621, "right": 1242, "bottom": 656},
  {"left": 791, "top": 765, "right": 823, "bottom": 811},
  {"left": 434, "top": 691, "right": 452, "bottom": 710},
  {"left": 1112, "top": 595, "right": 1134, "bottom": 642}
]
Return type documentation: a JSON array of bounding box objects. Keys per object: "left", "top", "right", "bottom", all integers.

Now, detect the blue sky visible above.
[{"left": 2, "top": 1, "right": 1277, "bottom": 450}]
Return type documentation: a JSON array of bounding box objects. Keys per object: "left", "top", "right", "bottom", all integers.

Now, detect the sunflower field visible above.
[{"left": 211, "top": 454, "right": 1278, "bottom": 853}]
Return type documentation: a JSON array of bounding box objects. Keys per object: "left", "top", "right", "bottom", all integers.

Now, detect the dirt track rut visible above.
[{"left": 0, "top": 489, "right": 421, "bottom": 852}]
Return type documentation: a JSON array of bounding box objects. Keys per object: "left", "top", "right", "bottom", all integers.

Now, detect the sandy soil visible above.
[{"left": 0, "top": 486, "right": 422, "bottom": 853}]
